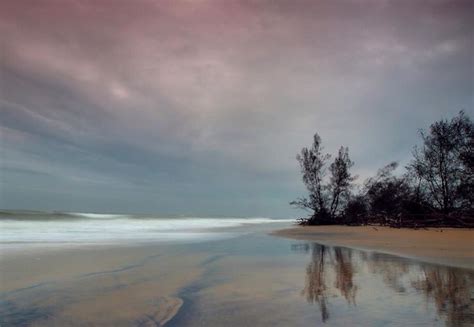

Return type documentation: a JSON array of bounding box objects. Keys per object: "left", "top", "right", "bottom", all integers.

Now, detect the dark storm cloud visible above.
[{"left": 1, "top": 0, "right": 472, "bottom": 216}]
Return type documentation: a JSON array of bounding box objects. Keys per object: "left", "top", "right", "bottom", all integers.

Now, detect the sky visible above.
[{"left": 0, "top": 0, "right": 472, "bottom": 217}]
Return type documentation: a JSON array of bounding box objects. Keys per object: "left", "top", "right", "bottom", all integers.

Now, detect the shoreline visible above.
[
  {"left": 2, "top": 224, "right": 473, "bottom": 325},
  {"left": 272, "top": 225, "right": 474, "bottom": 270}
]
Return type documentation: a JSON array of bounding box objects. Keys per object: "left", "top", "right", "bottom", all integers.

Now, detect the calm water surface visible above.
[
  {"left": 168, "top": 231, "right": 474, "bottom": 327},
  {"left": 1, "top": 221, "right": 473, "bottom": 326}
]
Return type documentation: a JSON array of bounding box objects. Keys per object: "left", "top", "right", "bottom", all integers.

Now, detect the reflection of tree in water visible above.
[
  {"left": 297, "top": 244, "right": 358, "bottom": 322},
  {"left": 364, "top": 253, "right": 410, "bottom": 293},
  {"left": 295, "top": 243, "right": 474, "bottom": 326},
  {"left": 364, "top": 253, "right": 474, "bottom": 327},
  {"left": 412, "top": 267, "right": 474, "bottom": 327},
  {"left": 301, "top": 244, "right": 330, "bottom": 322},
  {"left": 333, "top": 248, "right": 357, "bottom": 304}
]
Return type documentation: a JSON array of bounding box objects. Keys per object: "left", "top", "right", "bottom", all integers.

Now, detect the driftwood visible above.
[{"left": 298, "top": 213, "right": 474, "bottom": 229}]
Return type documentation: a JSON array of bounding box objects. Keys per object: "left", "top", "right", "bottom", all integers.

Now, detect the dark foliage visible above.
[
  {"left": 291, "top": 134, "right": 355, "bottom": 225},
  {"left": 293, "top": 111, "right": 473, "bottom": 228},
  {"left": 343, "top": 195, "right": 368, "bottom": 225},
  {"left": 408, "top": 111, "right": 473, "bottom": 214}
]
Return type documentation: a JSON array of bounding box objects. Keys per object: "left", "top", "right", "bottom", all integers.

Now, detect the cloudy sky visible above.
[{"left": 1, "top": 0, "right": 472, "bottom": 217}]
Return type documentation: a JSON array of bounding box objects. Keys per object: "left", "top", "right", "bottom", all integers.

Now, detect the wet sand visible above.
[
  {"left": 0, "top": 244, "right": 207, "bottom": 326},
  {"left": 273, "top": 225, "right": 474, "bottom": 269},
  {"left": 2, "top": 224, "right": 474, "bottom": 326}
]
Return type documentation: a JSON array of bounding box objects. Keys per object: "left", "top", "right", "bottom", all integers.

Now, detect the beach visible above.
[
  {"left": 1, "top": 243, "right": 202, "bottom": 326},
  {"left": 1, "top": 213, "right": 473, "bottom": 326},
  {"left": 3, "top": 0, "right": 473, "bottom": 325},
  {"left": 273, "top": 225, "right": 474, "bottom": 270}
]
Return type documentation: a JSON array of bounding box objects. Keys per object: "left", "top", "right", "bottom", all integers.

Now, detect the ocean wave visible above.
[
  {"left": 0, "top": 211, "right": 293, "bottom": 248},
  {"left": 69, "top": 212, "right": 129, "bottom": 219}
]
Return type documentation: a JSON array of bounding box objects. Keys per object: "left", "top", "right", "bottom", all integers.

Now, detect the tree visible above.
[
  {"left": 328, "top": 147, "right": 356, "bottom": 217},
  {"left": 291, "top": 133, "right": 330, "bottom": 222},
  {"left": 457, "top": 114, "right": 474, "bottom": 211},
  {"left": 344, "top": 195, "right": 368, "bottom": 225},
  {"left": 364, "top": 162, "right": 411, "bottom": 225},
  {"left": 292, "top": 111, "right": 472, "bottom": 227},
  {"left": 291, "top": 133, "right": 355, "bottom": 224},
  {"left": 408, "top": 111, "right": 473, "bottom": 214}
]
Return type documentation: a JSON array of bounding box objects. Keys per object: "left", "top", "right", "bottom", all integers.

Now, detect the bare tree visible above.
[
  {"left": 457, "top": 114, "right": 474, "bottom": 211},
  {"left": 291, "top": 133, "right": 355, "bottom": 224},
  {"left": 364, "top": 162, "right": 411, "bottom": 225},
  {"left": 292, "top": 111, "right": 472, "bottom": 227},
  {"left": 409, "top": 111, "right": 473, "bottom": 214},
  {"left": 328, "top": 146, "right": 356, "bottom": 217},
  {"left": 291, "top": 133, "right": 330, "bottom": 222}
]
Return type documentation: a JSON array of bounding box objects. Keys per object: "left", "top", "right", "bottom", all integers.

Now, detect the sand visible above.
[
  {"left": 2, "top": 227, "right": 473, "bottom": 326},
  {"left": 273, "top": 225, "right": 474, "bottom": 269},
  {"left": 0, "top": 244, "right": 207, "bottom": 326}
]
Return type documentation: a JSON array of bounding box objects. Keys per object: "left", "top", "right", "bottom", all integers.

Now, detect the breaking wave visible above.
[{"left": 0, "top": 210, "right": 292, "bottom": 248}]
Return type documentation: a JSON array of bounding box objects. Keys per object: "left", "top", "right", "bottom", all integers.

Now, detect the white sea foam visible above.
[
  {"left": 0, "top": 213, "right": 293, "bottom": 250},
  {"left": 68, "top": 212, "right": 128, "bottom": 219}
]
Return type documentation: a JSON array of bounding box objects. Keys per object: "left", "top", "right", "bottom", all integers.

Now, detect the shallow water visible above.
[
  {"left": 168, "top": 232, "right": 474, "bottom": 327},
  {"left": 1, "top": 218, "right": 473, "bottom": 326}
]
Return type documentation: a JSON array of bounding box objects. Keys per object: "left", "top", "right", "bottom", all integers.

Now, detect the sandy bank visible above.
[{"left": 273, "top": 225, "right": 474, "bottom": 269}]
